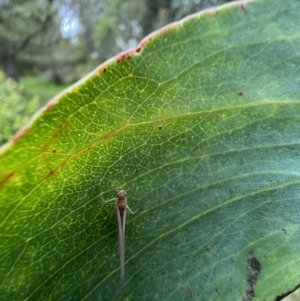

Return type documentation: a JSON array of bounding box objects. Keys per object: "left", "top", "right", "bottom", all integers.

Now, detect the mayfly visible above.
[{"left": 104, "top": 189, "right": 135, "bottom": 279}]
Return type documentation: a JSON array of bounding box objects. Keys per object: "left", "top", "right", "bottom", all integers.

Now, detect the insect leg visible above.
[{"left": 126, "top": 205, "right": 138, "bottom": 215}]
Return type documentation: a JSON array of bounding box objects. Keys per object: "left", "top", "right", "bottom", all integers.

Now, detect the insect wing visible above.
[{"left": 116, "top": 204, "right": 126, "bottom": 279}]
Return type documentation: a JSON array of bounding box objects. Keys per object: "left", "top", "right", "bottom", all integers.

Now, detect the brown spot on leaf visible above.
[
  {"left": 281, "top": 228, "right": 287, "bottom": 234},
  {"left": 241, "top": 3, "right": 247, "bottom": 14},
  {"left": 52, "top": 149, "right": 56, "bottom": 153},
  {"left": 187, "top": 286, "right": 194, "bottom": 300},
  {"left": 48, "top": 170, "right": 56, "bottom": 178},
  {"left": 115, "top": 50, "right": 133, "bottom": 63},
  {"left": 0, "top": 172, "right": 14, "bottom": 186},
  {"left": 100, "top": 132, "right": 113, "bottom": 141},
  {"left": 238, "top": 91, "right": 244, "bottom": 96},
  {"left": 136, "top": 47, "right": 141, "bottom": 53},
  {"left": 205, "top": 246, "right": 211, "bottom": 252},
  {"left": 41, "top": 121, "right": 67, "bottom": 153}
]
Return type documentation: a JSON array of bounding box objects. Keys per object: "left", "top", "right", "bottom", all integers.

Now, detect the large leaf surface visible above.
[{"left": 1, "top": 0, "right": 300, "bottom": 300}]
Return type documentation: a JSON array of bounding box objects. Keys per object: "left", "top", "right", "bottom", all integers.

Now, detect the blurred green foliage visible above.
[
  {"left": 0, "top": 71, "right": 40, "bottom": 145},
  {"left": 20, "top": 76, "right": 69, "bottom": 106},
  {"left": 0, "top": 0, "right": 234, "bottom": 83}
]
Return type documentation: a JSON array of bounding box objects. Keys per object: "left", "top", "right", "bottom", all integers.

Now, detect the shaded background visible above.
[
  {"left": 1, "top": 0, "right": 234, "bottom": 83},
  {"left": 0, "top": 0, "right": 234, "bottom": 145}
]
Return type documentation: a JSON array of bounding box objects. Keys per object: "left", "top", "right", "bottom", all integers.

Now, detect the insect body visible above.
[
  {"left": 116, "top": 190, "right": 127, "bottom": 280},
  {"left": 104, "top": 189, "right": 135, "bottom": 279}
]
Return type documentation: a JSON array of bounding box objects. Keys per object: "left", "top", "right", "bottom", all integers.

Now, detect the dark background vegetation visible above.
[{"left": 0, "top": 0, "right": 233, "bottom": 144}]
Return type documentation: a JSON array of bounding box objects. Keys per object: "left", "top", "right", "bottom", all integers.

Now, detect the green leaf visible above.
[{"left": 1, "top": 0, "right": 300, "bottom": 300}]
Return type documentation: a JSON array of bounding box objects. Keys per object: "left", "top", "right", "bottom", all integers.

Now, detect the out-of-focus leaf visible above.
[{"left": 0, "top": 71, "right": 40, "bottom": 145}]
